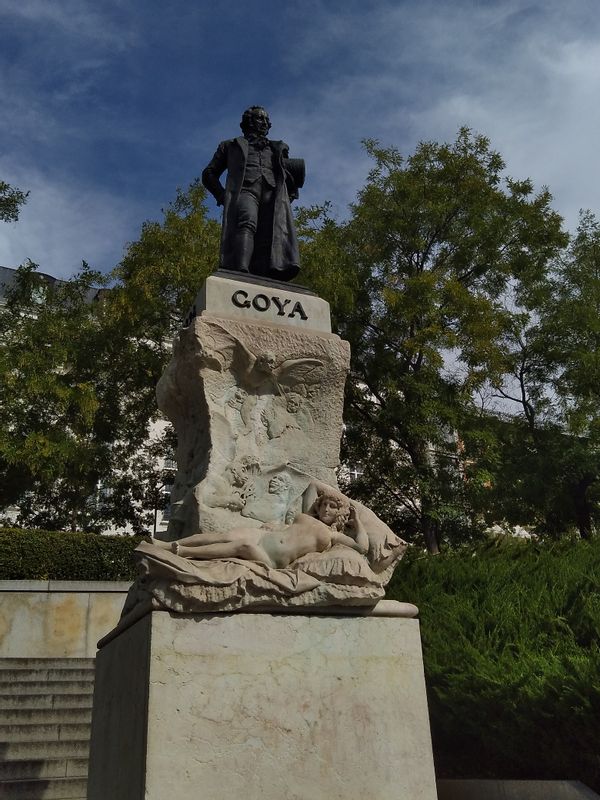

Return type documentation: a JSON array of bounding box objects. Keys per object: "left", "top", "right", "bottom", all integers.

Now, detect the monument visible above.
[{"left": 87, "top": 108, "right": 438, "bottom": 800}]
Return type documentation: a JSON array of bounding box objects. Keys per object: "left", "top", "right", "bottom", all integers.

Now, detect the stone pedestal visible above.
[
  {"left": 157, "top": 272, "right": 350, "bottom": 541},
  {"left": 87, "top": 608, "right": 438, "bottom": 800}
]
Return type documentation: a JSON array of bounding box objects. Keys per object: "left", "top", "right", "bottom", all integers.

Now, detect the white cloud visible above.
[
  {"left": 0, "top": 1, "right": 154, "bottom": 279},
  {"left": 0, "top": 0, "right": 141, "bottom": 148},
  {"left": 406, "top": 24, "right": 600, "bottom": 229},
  {"left": 0, "top": 0, "right": 137, "bottom": 49},
  {"left": 275, "top": 1, "right": 600, "bottom": 229},
  {"left": 0, "top": 164, "right": 143, "bottom": 278}
]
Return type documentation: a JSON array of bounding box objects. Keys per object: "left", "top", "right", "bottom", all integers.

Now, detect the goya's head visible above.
[{"left": 240, "top": 106, "right": 271, "bottom": 138}]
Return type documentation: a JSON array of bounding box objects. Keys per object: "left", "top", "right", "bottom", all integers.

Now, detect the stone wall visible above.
[{"left": 0, "top": 581, "right": 130, "bottom": 658}]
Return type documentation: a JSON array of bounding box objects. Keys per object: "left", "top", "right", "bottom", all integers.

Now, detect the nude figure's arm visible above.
[
  {"left": 330, "top": 530, "right": 368, "bottom": 555},
  {"left": 301, "top": 480, "right": 327, "bottom": 513},
  {"left": 346, "top": 506, "right": 370, "bottom": 554}
]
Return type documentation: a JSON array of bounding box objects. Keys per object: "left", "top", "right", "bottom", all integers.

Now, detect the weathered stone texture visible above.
[
  {"left": 0, "top": 585, "right": 129, "bottom": 658},
  {"left": 157, "top": 312, "right": 350, "bottom": 540},
  {"left": 88, "top": 610, "right": 438, "bottom": 800}
]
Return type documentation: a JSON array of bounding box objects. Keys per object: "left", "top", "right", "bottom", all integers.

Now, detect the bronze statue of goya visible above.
[{"left": 202, "top": 106, "right": 305, "bottom": 282}]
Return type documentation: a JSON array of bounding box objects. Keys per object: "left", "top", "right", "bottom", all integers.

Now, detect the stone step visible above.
[
  {"left": 0, "top": 659, "right": 94, "bottom": 798},
  {"left": 0, "top": 659, "right": 94, "bottom": 671},
  {"left": 0, "top": 757, "right": 88, "bottom": 781},
  {"left": 0, "top": 722, "right": 91, "bottom": 742},
  {"left": 0, "top": 668, "right": 95, "bottom": 683},
  {"left": 0, "top": 680, "right": 94, "bottom": 696},
  {"left": 436, "top": 779, "right": 600, "bottom": 799},
  {"left": 0, "top": 693, "right": 93, "bottom": 710},
  {"left": 0, "top": 776, "right": 87, "bottom": 799},
  {"left": 1, "top": 707, "right": 92, "bottom": 725},
  {"left": 0, "top": 739, "right": 90, "bottom": 760}
]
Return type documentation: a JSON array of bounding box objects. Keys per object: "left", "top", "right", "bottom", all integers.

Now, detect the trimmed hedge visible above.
[
  {"left": 388, "top": 537, "right": 600, "bottom": 792},
  {"left": 0, "top": 527, "right": 143, "bottom": 581}
]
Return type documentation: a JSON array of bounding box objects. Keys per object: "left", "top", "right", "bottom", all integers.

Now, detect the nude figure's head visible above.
[{"left": 313, "top": 490, "right": 351, "bottom": 531}]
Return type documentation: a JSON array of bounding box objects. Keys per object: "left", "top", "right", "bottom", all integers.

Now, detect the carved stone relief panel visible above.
[{"left": 156, "top": 315, "right": 350, "bottom": 538}]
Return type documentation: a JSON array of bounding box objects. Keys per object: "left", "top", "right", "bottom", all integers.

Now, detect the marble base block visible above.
[
  {"left": 195, "top": 271, "right": 333, "bottom": 332},
  {"left": 87, "top": 609, "right": 438, "bottom": 800}
]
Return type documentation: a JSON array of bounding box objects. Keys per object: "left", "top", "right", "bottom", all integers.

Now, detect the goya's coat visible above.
[{"left": 202, "top": 136, "right": 300, "bottom": 281}]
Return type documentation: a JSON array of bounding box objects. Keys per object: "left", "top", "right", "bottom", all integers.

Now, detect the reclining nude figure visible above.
[{"left": 151, "top": 486, "right": 369, "bottom": 570}]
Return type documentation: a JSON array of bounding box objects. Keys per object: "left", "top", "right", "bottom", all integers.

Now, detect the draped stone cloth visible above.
[{"left": 122, "top": 536, "right": 405, "bottom": 616}]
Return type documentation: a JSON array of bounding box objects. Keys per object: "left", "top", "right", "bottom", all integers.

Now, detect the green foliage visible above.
[
  {"left": 305, "top": 129, "right": 567, "bottom": 551},
  {"left": 0, "top": 179, "right": 28, "bottom": 223},
  {"left": 547, "top": 211, "right": 600, "bottom": 422},
  {"left": 476, "top": 210, "right": 600, "bottom": 538},
  {"left": 295, "top": 202, "right": 359, "bottom": 328},
  {"left": 0, "top": 262, "right": 115, "bottom": 527},
  {"left": 539, "top": 212, "right": 600, "bottom": 537},
  {"left": 99, "top": 427, "right": 178, "bottom": 536},
  {"left": 111, "top": 179, "right": 220, "bottom": 348},
  {"left": 389, "top": 537, "right": 600, "bottom": 790},
  {"left": 0, "top": 182, "right": 219, "bottom": 532},
  {"left": 0, "top": 527, "right": 142, "bottom": 581}
]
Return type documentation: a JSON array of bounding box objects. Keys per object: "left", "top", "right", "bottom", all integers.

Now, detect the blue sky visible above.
[{"left": 2, "top": 0, "right": 600, "bottom": 279}]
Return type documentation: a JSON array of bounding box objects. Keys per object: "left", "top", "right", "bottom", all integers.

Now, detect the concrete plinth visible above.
[{"left": 87, "top": 609, "right": 437, "bottom": 800}]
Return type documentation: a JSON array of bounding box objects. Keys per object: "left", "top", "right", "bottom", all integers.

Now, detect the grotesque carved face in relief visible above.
[
  {"left": 268, "top": 474, "right": 291, "bottom": 495},
  {"left": 257, "top": 352, "right": 277, "bottom": 374},
  {"left": 227, "top": 388, "right": 248, "bottom": 410},
  {"left": 225, "top": 463, "right": 247, "bottom": 487},
  {"left": 286, "top": 393, "right": 302, "bottom": 414}
]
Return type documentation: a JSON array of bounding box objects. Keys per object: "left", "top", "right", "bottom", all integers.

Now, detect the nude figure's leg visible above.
[
  {"left": 177, "top": 540, "right": 274, "bottom": 567},
  {"left": 177, "top": 531, "right": 238, "bottom": 547},
  {"left": 151, "top": 531, "right": 238, "bottom": 551}
]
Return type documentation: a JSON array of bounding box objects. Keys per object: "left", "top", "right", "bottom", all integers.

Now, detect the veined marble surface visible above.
[{"left": 88, "top": 610, "right": 438, "bottom": 800}]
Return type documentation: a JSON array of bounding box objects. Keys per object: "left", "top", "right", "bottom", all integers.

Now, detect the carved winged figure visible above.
[{"left": 199, "top": 321, "right": 325, "bottom": 395}]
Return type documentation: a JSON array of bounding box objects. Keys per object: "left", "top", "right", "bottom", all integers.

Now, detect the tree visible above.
[
  {"left": 545, "top": 212, "right": 600, "bottom": 536},
  {"left": 0, "top": 261, "right": 115, "bottom": 530},
  {"left": 0, "top": 182, "right": 220, "bottom": 532},
  {"left": 0, "top": 180, "right": 28, "bottom": 223},
  {"left": 110, "top": 179, "right": 220, "bottom": 353},
  {"left": 466, "top": 211, "right": 600, "bottom": 540},
  {"left": 301, "top": 129, "right": 567, "bottom": 552},
  {"left": 97, "top": 427, "right": 178, "bottom": 536}
]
